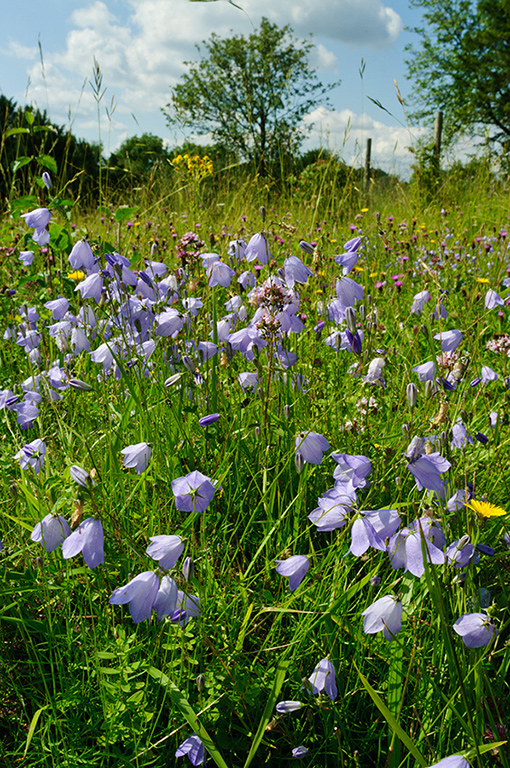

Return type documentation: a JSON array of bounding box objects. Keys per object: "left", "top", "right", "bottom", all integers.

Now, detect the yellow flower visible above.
[
  {"left": 476, "top": 277, "right": 489, "bottom": 284},
  {"left": 465, "top": 499, "right": 506, "bottom": 518},
  {"left": 360, "top": 207, "right": 369, "bottom": 213},
  {"left": 67, "top": 270, "right": 85, "bottom": 281}
]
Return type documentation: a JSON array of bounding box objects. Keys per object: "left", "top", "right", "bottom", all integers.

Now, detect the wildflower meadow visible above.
[{"left": 0, "top": 162, "right": 509, "bottom": 768}]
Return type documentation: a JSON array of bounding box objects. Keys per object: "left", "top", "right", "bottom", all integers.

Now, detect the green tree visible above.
[
  {"left": 108, "top": 133, "right": 171, "bottom": 180},
  {"left": 406, "top": 0, "right": 510, "bottom": 147},
  {"left": 164, "top": 18, "right": 339, "bottom": 176}
]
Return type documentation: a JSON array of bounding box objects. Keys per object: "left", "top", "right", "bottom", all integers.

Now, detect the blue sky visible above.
[{"left": 0, "top": 0, "right": 433, "bottom": 177}]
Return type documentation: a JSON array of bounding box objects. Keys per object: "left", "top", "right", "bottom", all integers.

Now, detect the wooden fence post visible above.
[{"left": 363, "top": 137, "right": 372, "bottom": 195}]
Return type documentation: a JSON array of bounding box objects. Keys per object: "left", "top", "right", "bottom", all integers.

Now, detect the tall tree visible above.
[
  {"left": 164, "top": 18, "right": 339, "bottom": 176},
  {"left": 406, "top": 0, "right": 510, "bottom": 147}
]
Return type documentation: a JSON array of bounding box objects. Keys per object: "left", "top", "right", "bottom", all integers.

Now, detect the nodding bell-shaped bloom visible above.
[
  {"left": 335, "top": 276, "right": 364, "bottom": 307},
  {"left": 75, "top": 272, "right": 103, "bottom": 304},
  {"left": 21, "top": 207, "right": 51, "bottom": 246},
  {"left": 245, "top": 233, "right": 271, "bottom": 264},
  {"left": 426, "top": 757, "right": 471, "bottom": 768},
  {"left": 405, "top": 437, "right": 451, "bottom": 497},
  {"left": 363, "top": 357, "right": 386, "bottom": 387},
  {"left": 61, "top": 518, "right": 104, "bottom": 568},
  {"left": 295, "top": 431, "right": 330, "bottom": 465},
  {"left": 175, "top": 734, "right": 206, "bottom": 766},
  {"left": 481, "top": 365, "right": 498, "bottom": 384},
  {"left": 308, "top": 488, "right": 351, "bottom": 531},
  {"left": 120, "top": 442, "right": 151, "bottom": 474},
  {"left": 349, "top": 509, "right": 401, "bottom": 557},
  {"left": 68, "top": 240, "right": 97, "bottom": 271},
  {"left": 306, "top": 658, "right": 337, "bottom": 701},
  {"left": 412, "top": 361, "right": 436, "bottom": 382},
  {"left": 208, "top": 260, "right": 236, "bottom": 288},
  {"left": 44, "top": 296, "right": 69, "bottom": 320},
  {"left": 283, "top": 255, "right": 313, "bottom": 288},
  {"left": 109, "top": 571, "right": 160, "bottom": 624},
  {"left": 31, "top": 513, "right": 71, "bottom": 552},
  {"left": 362, "top": 595, "right": 403, "bottom": 641},
  {"left": 146, "top": 535, "right": 184, "bottom": 570},
  {"left": 453, "top": 612, "right": 498, "bottom": 648},
  {"left": 275, "top": 554, "right": 309, "bottom": 591},
  {"left": 410, "top": 290, "right": 430, "bottom": 314},
  {"left": 152, "top": 575, "right": 178, "bottom": 620},
  {"left": 15, "top": 438, "right": 46, "bottom": 474},
  {"left": 485, "top": 289, "right": 504, "bottom": 310},
  {"left": 171, "top": 471, "right": 217, "bottom": 513},
  {"left": 434, "top": 329, "right": 463, "bottom": 353},
  {"left": 19, "top": 250, "right": 35, "bottom": 266}
]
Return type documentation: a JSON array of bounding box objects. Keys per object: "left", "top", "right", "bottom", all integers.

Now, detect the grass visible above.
[{"left": 0, "top": 158, "right": 509, "bottom": 768}]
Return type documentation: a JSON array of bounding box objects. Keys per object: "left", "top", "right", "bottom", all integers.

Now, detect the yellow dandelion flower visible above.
[
  {"left": 476, "top": 277, "right": 489, "bottom": 284},
  {"left": 354, "top": 266, "right": 364, "bottom": 272},
  {"left": 465, "top": 499, "right": 506, "bottom": 518},
  {"left": 67, "top": 270, "right": 85, "bottom": 281},
  {"left": 360, "top": 207, "right": 369, "bottom": 213},
  {"left": 369, "top": 272, "right": 378, "bottom": 278}
]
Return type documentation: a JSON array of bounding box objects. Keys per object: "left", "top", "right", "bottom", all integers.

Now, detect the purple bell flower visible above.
[
  {"left": 362, "top": 595, "right": 403, "bottom": 641},
  {"left": 453, "top": 612, "right": 498, "bottom": 648},
  {"left": 306, "top": 658, "right": 337, "bottom": 701},
  {"left": 109, "top": 571, "right": 160, "bottom": 624},
  {"left": 61, "top": 518, "right": 104, "bottom": 568},
  {"left": 275, "top": 555, "right": 309, "bottom": 591},
  {"left": 31, "top": 513, "right": 71, "bottom": 552},
  {"left": 120, "top": 442, "right": 151, "bottom": 474},
  {"left": 146, "top": 535, "right": 184, "bottom": 570},
  {"left": 175, "top": 734, "right": 206, "bottom": 766},
  {"left": 171, "top": 471, "right": 217, "bottom": 513},
  {"left": 295, "top": 431, "right": 330, "bottom": 465}
]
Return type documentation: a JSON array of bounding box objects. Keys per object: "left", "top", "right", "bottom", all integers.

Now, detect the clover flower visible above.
[
  {"left": 275, "top": 555, "right": 309, "bottom": 591},
  {"left": 362, "top": 595, "right": 402, "bottom": 640},
  {"left": 453, "top": 612, "right": 498, "bottom": 647}
]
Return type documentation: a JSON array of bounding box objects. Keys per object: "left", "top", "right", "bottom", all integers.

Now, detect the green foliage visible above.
[
  {"left": 406, "top": 0, "right": 510, "bottom": 146},
  {"left": 107, "top": 133, "right": 172, "bottom": 185},
  {"left": 164, "top": 18, "right": 340, "bottom": 176}
]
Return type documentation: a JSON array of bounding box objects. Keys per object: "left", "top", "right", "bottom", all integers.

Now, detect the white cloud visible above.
[{"left": 302, "top": 106, "right": 426, "bottom": 177}]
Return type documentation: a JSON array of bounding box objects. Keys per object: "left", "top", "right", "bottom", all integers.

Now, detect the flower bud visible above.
[
  {"left": 150, "top": 241, "right": 158, "bottom": 258},
  {"left": 299, "top": 240, "right": 314, "bottom": 255},
  {"left": 345, "top": 307, "right": 357, "bottom": 334},
  {"left": 424, "top": 380, "right": 434, "bottom": 397},
  {"left": 69, "top": 378, "right": 93, "bottom": 392},
  {"left": 196, "top": 674, "right": 205, "bottom": 693},
  {"left": 406, "top": 382, "right": 418, "bottom": 408},
  {"left": 42, "top": 172, "right": 52, "bottom": 190},
  {"left": 254, "top": 425, "right": 261, "bottom": 438},
  {"left": 283, "top": 404, "right": 291, "bottom": 420},
  {"left": 401, "top": 421, "right": 411, "bottom": 435},
  {"left": 70, "top": 465, "right": 94, "bottom": 488},
  {"left": 182, "top": 556, "right": 194, "bottom": 581},
  {"left": 295, "top": 452, "right": 305, "bottom": 473},
  {"left": 182, "top": 355, "right": 195, "bottom": 374},
  {"left": 164, "top": 373, "right": 182, "bottom": 388},
  {"left": 358, "top": 304, "right": 366, "bottom": 321},
  {"left": 370, "top": 575, "right": 381, "bottom": 586},
  {"left": 259, "top": 206, "right": 266, "bottom": 222},
  {"left": 420, "top": 324, "right": 428, "bottom": 339}
]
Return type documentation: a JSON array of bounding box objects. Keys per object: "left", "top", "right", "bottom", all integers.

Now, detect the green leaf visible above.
[
  {"left": 354, "top": 662, "right": 427, "bottom": 767},
  {"left": 243, "top": 659, "right": 290, "bottom": 768},
  {"left": 4, "top": 127, "right": 30, "bottom": 137},
  {"left": 24, "top": 109, "right": 35, "bottom": 126},
  {"left": 148, "top": 668, "right": 229, "bottom": 768},
  {"left": 38, "top": 155, "right": 58, "bottom": 174},
  {"left": 24, "top": 706, "right": 47, "bottom": 757},
  {"left": 114, "top": 205, "right": 139, "bottom": 223},
  {"left": 33, "top": 125, "right": 57, "bottom": 134},
  {"left": 11, "top": 156, "right": 33, "bottom": 173}
]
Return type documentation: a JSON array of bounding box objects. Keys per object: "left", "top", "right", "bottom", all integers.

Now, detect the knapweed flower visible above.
[
  {"left": 120, "top": 442, "right": 151, "bottom": 474},
  {"left": 295, "top": 431, "right": 330, "bottom": 465},
  {"left": 31, "top": 513, "right": 71, "bottom": 552},
  {"left": 21, "top": 207, "right": 51, "bottom": 245},
  {"left": 362, "top": 595, "right": 402, "bottom": 641},
  {"left": 61, "top": 518, "right": 104, "bottom": 568},
  {"left": 426, "top": 757, "right": 471, "bottom": 768},
  {"left": 453, "top": 612, "right": 498, "bottom": 648},
  {"left": 465, "top": 499, "right": 506, "bottom": 518},
  {"left": 15, "top": 439, "right": 46, "bottom": 474},
  {"left": 146, "top": 535, "right": 184, "bottom": 570},
  {"left": 306, "top": 659, "right": 337, "bottom": 701},
  {"left": 109, "top": 571, "right": 160, "bottom": 624},
  {"left": 275, "top": 555, "right": 309, "bottom": 591},
  {"left": 175, "top": 734, "right": 206, "bottom": 766},
  {"left": 171, "top": 471, "right": 217, "bottom": 513}
]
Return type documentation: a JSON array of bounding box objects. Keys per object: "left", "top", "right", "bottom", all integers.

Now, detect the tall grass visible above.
[{"left": 0, "top": 149, "right": 509, "bottom": 768}]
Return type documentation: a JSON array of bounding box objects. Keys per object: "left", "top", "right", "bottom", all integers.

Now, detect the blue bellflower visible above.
[
  {"left": 275, "top": 555, "right": 309, "bottom": 591},
  {"left": 362, "top": 595, "right": 403, "bottom": 641},
  {"left": 175, "top": 734, "right": 206, "bottom": 766},
  {"left": 61, "top": 518, "right": 104, "bottom": 568},
  {"left": 171, "top": 471, "right": 217, "bottom": 513},
  {"left": 306, "top": 659, "right": 337, "bottom": 700}
]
